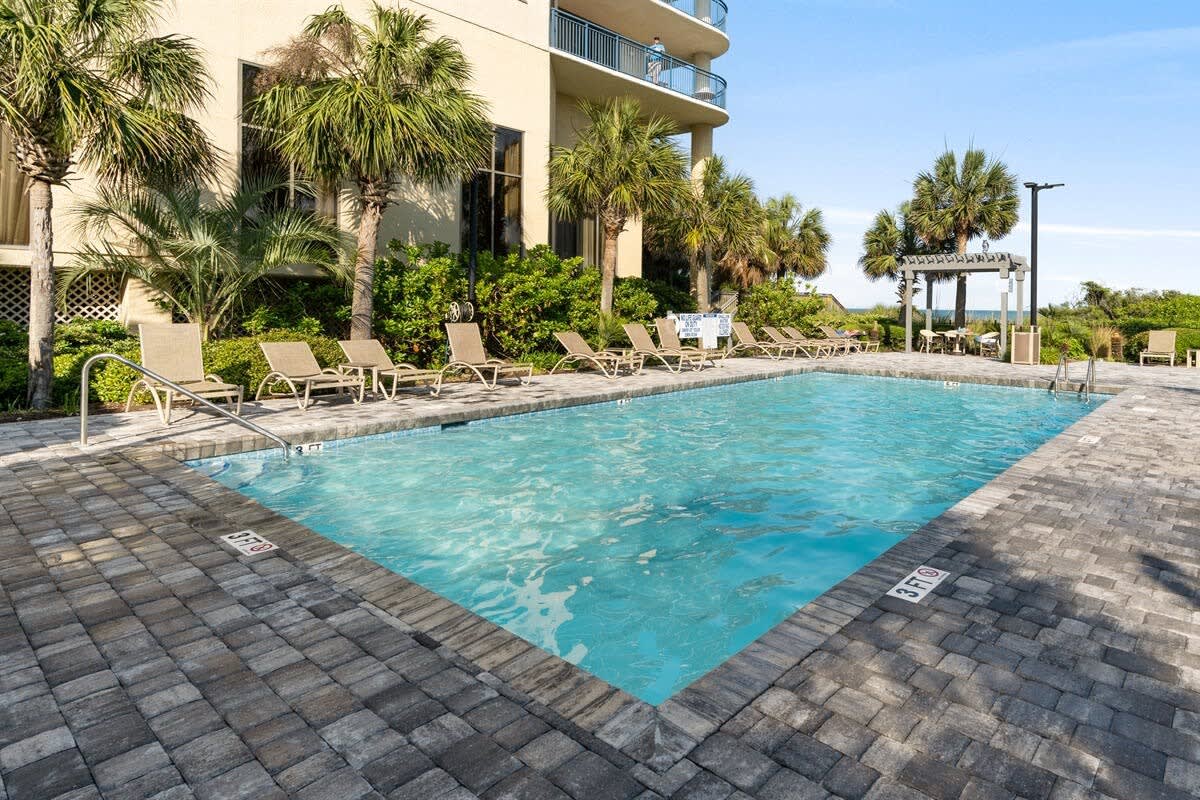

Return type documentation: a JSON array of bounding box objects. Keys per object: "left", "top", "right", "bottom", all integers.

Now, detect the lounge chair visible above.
[
  {"left": 974, "top": 331, "right": 1000, "bottom": 358},
  {"left": 443, "top": 323, "right": 534, "bottom": 390},
  {"left": 255, "top": 341, "right": 365, "bottom": 410},
  {"left": 729, "top": 322, "right": 798, "bottom": 359},
  {"left": 1140, "top": 330, "right": 1176, "bottom": 366},
  {"left": 779, "top": 327, "right": 841, "bottom": 358},
  {"left": 819, "top": 324, "right": 879, "bottom": 354},
  {"left": 761, "top": 326, "right": 832, "bottom": 359},
  {"left": 551, "top": 332, "right": 643, "bottom": 378},
  {"left": 655, "top": 318, "right": 721, "bottom": 367},
  {"left": 623, "top": 323, "right": 705, "bottom": 372},
  {"left": 127, "top": 323, "right": 243, "bottom": 424},
  {"left": 338, "top": 339, "right": 445, "bottom": 399}
]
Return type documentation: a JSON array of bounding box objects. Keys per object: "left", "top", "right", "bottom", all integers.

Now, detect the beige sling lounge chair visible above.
[
  {"left": 127, "top": 323, "right": 243, "bottom": 424},
  {"left": 729, "top": 322, "right": 798, "bottom": 359},
  {"left": 256, "top": 341, "right": 365, "bottom": 410},
  {"left": 762, "top": 326, "right": 831, "bottom": 359},
  {"left": 1140, "top": 330, "right": 1177, "bottom": 366},
  {"left": 655, "top": 318, "right": 721, "bottom": 367},
  {"left": 338, "top": 339, "right": 444, "bottom": 399},
  {"left": 551, "top": 332, "right": 643, "bottom": 378},
  {"left": 779, "top": 327, "right": 840, "bottom": 357},
  {"left": 623, "top": 323, "right": 704, "bottom": 372},
  {"left": 821, "top": 324, "right": 879, "bottom": 353},
  {"left": 443, "top": 323, "right": 533, "bottom": 390}
]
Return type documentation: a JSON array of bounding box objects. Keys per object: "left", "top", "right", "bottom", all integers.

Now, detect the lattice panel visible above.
[{"left": 0, "top": 268, "right": 122, "bottom": 324}]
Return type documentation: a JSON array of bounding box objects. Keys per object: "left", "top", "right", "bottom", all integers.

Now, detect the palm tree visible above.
[
  {"left": 252, "top": 3, "right": 493, "bottom": 339},
  {"left": 547, "top": 98, "right": 688, "bottom": 313},
  {"left": 60, "top": 177, "right": 347, "bottom": 340},
  {"left": 908, "top": 149, "right": 1019, "bottom": 327},
  {"left": 758, "top": 194, "right": 831, "bottom": 281},
  {"left": 0, "top": 0, "right": 217, "bottom": 408},
  {"left": 657, "top": 156, "right": 760, "bottom": 309},
  {"left": 860, "top": 204, "right": 926, "bottom": 316}
]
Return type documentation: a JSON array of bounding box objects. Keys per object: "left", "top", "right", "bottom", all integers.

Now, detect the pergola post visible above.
[
  {"left": 1015, "top": 271, "right": 1025, "bottom": 330},
  {"left": 924, "top": 273, "right": 934, "bottom": 331},
  {"left": 999, "top": 267, "right": 1009, "bottom": 359},
  {"left": 903, "top": 268, "right": 914, "bottom": 353}
]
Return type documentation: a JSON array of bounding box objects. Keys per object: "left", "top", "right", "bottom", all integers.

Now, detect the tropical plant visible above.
[
  {"left": 0, "top": 0, "right": 217, "bottom": 408},
  {"left": 859, "top": 203, "right": 929, "bottom": 316},
  {"left": 908, "top": 148, "right": 1019, "bottom": 327},
  {"left": 753, "top": 194, "right": 831, "bottom": 282},
  {"left": 652, "top": 156, "right": 760, "bottom": 309},
  {"left": 60, "top": 177, "right": 347, "bottom": 340},
  {"left": 251, "top": 3, "right": 493, "bottom": 340},
  {"left": 547, "top": 98, "right": 688, "bottom": 313}
]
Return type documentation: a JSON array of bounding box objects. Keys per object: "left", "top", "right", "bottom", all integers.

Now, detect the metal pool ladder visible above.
[
  {"left": 78, "top": 353, "right": 291, "bottom": 457},
  {"left": 1051, "top": 354, "right": 1097, "bottom": 401}
]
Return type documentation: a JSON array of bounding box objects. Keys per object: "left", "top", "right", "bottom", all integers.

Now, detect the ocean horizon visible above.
[{"left": 848, "top": 308, "right": 1023, "bottom": 321}]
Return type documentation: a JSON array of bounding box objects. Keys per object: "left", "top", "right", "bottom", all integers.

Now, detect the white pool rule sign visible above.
[
  {"left": 220, "top": 530, "right": 279, "bottom": 556},
  {"left": 886, "top": 565, "right": 950, "bottom": 603}
]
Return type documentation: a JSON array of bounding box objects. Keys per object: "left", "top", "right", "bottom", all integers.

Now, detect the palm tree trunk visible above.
[
  {"left": 696, "top": 247, "right": 712, "bottom": 312},
  {"left": 350, "top": 201, "right": 384, "bottom": 339},
  {"left": 954, "top": 275, "right": 967, "bottom": 328},
  {"left": 27, "top": 179, "right": 54, "bottom": 410},
  {"left": 954, "top": 231, "right": 969, "bottom": 328},
  {"left": 600, "top": 223, "right": 620, "bottom": 313}
]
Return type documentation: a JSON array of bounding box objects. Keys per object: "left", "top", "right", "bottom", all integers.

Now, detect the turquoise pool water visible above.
[{"left": 191, "top": 374, "right": 1100, "bottom": 704}]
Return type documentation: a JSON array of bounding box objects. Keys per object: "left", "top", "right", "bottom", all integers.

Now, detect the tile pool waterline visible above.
[{"left": 190, "top": 373, "right": 1102, "bottom": 704}]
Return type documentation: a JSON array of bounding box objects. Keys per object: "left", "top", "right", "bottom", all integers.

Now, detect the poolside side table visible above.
[{"left": 1188, "top": 349, "right": 1199, "bottom": 368}]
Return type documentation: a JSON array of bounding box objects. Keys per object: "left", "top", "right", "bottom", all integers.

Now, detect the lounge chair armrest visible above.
[
  {"left": 392, "top": 363, "right": 421, "bottom": 371},
  {"left": 205, "top": 373, "right": 226, "bottom": 383}
]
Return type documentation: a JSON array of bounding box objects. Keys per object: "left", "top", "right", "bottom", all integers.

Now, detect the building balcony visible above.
[
  {"left": 550, "top": 9, "right": 729, "bottom": 129},
  {"left": 555, "top": 0, "right": 729, "bottom": 58}
]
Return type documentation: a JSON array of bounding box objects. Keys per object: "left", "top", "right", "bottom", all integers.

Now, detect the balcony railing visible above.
[
  {"left": 660, "top": 0, "right": 728, "bottom": 32},
  {"left": 551, "top": 9, "right": 727, "bottom": 110}
]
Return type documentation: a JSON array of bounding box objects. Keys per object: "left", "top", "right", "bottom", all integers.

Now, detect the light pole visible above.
[{"left": 1023, "top": 181, "right": 1064, "bottom": 327}]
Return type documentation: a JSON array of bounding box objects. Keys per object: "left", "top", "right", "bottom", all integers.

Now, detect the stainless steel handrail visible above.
[
  {"left": 1051, "top": 353, "right": 1067, "bottom": 398},
  {"left": 79, "top": 353, "right": 291, "bottom": 457}
]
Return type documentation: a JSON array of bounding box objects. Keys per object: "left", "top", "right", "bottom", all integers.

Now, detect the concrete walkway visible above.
[{"left": 1, "top": 354, "right": 1198, "bottom": 800}]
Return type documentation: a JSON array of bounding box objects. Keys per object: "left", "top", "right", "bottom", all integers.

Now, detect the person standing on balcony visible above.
[{"left": 647, "top": 36, "right": 666, "bottom": 85}]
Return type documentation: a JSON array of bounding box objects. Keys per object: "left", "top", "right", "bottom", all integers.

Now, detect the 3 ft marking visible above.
[
  {"left": 220, "top": 530, "right": 279, "bottom": 556},
  {"left": 295, "top": 441, "right": 324, "bottom": 455},
  {"left": 886, "top": 565, "right": 950, "bottom": 604}
]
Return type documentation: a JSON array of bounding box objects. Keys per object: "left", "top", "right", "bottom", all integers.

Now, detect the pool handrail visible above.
[{"left": 79, "top": 353, "right": 291, "bottom": 457}]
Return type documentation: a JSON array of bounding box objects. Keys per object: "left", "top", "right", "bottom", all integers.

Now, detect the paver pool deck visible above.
[{"left": 2, "top": 353, "right": 1199, "bottom": 800}]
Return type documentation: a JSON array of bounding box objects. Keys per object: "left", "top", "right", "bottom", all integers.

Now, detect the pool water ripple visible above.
[{"left": 192, "top": 374, "right": 1100, "bottom": 703}]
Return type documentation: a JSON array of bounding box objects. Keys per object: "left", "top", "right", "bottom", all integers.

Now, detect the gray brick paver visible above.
[{"left": 3, "top": 357, "right": 1200, "bottom": 799}]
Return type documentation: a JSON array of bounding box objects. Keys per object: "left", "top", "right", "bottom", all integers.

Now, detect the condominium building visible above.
[{"left": 0, "top": 0, "right": 730, "bottom": 325}]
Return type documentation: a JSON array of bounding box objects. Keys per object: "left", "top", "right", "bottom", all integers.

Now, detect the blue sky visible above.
[{"left": 710, "top": 0, "right": 1199, "bottom": 309}]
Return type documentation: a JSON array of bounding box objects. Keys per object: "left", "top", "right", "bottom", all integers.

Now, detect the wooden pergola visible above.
[{"left": 900, "top": 252, "right": 1030, "bottom": 356}]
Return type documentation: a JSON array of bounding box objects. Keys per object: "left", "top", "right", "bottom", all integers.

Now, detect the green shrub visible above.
[
  {"left": 1123, "top": 328, "right": 1200, "bottom": 363},
  {"left": 371, "top": 243, "right": 671, "bottom": 365},
  {"left": 735, "top": 280, "right": 825, "bottom": 334},
  {"left": 373, "top": 242, "right": 468, "bottom": 367},
  {"left": 238, "top": 279, "right": 350, "bottom": 337},
  {"left": 55, "top": 319, "right": 135, "bottom": 352}
]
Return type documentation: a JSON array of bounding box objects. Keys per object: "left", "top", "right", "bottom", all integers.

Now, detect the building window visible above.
[
  {"left": 1, "top": 127, "right": 29, "bottom": 246},
  {"left": 239, "top": 63, "right": 337, "bottom": 216},
  {"left": 462, "top": 127, "right": 523, "bottom": 256}
]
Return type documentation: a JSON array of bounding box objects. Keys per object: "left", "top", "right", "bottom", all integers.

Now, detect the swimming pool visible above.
[{"left": 191, "top": 374, "right": 1101, "bottom": 704}]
